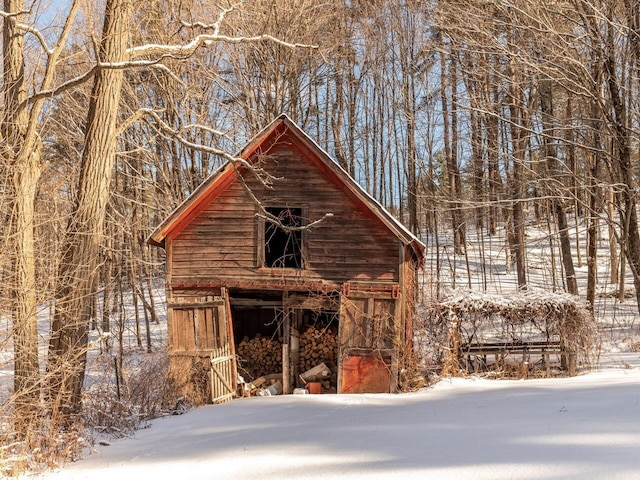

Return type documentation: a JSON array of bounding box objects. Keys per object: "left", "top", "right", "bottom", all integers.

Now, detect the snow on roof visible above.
[{"left": 438, "top": 288, "right": 592, "bottom": 314}]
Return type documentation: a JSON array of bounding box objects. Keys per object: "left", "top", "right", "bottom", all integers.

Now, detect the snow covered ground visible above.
[
  {"left": 9, "top": 218, "right": 640, "bottom": 479},
  {"left": 35, "top": 366, "right": 640, "bottom": 480}
]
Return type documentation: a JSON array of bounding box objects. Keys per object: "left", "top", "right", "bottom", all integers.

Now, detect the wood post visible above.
[
  {"left": 291, "top": 310, "right": 302, "bottom": 388},
  {"left": 282, "top": 298, "right": 291, "bottom": 395}
]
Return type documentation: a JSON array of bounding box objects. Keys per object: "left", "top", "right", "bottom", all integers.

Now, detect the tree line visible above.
[{"left": 1, "top": 0, "right": 639, "bottom": 463}]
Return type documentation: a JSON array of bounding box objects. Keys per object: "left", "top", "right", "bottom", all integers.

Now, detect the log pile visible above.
[
  {"left": 299, "top": 325, "right": 338, "bottom": 373},
  {"left": 236, "top": 326, "right": 338, "bottom": 384},
  {"left": 236, "top": 334, "right": 282, "bottom": 380}
]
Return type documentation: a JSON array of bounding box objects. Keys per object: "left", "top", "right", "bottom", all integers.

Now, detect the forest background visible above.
[{"left": 2, "top": 0, "right": 640, "bottom": 471}]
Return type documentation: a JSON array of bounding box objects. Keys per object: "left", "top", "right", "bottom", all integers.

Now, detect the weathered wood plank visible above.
[{"left": 174, "top": 309, "right": 185, "bottom": 351}]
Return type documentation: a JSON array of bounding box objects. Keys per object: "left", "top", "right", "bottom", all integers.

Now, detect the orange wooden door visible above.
[{"left": 338, "top": 291, "right": 397, "bottom": 393}]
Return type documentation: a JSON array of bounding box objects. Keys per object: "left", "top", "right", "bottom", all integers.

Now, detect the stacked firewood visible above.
[
  {"left": 236, "top": 327, "right": 338, "bottom": 383},
  {"left": 299, "top": 325, "right": 338, "bottom": 373},
  {"left": 236, "top": 334, "right": 282, "bottom": 380}
]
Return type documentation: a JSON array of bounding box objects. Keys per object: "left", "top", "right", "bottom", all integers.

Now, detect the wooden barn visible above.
[{"left": 148, "top": 115, "right": 425, "bottom": 404}]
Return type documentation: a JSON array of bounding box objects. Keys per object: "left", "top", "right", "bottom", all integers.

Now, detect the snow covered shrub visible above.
[
  {"left": 413, "top": 300, "right": 449, "bottom": 375},
  {"left": 418, "top": 290, "right": 599, "bottom": 377},
  {"left": 28, "top": 420, "right": 87, "bottom": 469},
  {"left": 82, "top": 376, "right": 144, "bottom": 439},
  {"left": 0, "top": 352, "right": 174, "bottom": 475},
  {"left": 166, "top": 356, "right": 211, "bottom": 406},
  {"left": 122, "top": 351, "right": 174, "bottom": 417}
]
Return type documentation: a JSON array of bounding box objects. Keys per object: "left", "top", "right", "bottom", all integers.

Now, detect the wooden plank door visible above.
[
  {"left": 210, "top": 343, "right": 235, "bottom": 404},
  {"left": 209, "top": 290, "right": 237, "bottom": 403},
  {"left": 338, "top": 290, "right": 398, "bottom": 393},
  {"left": 168, "top": 289, "right": 237, "bottom": 404}
]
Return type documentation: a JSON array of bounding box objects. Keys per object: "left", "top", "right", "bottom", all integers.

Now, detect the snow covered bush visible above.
[{"left": 416, "top": 289, "right": 599, "bottom": 377}]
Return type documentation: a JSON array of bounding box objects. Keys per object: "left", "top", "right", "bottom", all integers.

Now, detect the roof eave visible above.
[{"left": 146, "top": 160, "right": 235, "bottom": 248}]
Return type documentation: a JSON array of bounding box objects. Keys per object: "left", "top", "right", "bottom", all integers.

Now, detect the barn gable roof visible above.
[{"left": 148, "top": 114, "right": 425, "bottom": 261}]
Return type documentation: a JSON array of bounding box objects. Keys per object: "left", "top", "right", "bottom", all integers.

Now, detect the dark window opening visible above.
[{"left": 264, "top": 207, "right": 304, "bottom": 268}]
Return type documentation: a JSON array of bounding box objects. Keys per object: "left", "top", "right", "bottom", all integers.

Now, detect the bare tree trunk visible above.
[
  {"left": 2, "top": 0, "right": 81, "bottom": 432},
  {"left": 440, "top": 44, "right": 465, "bottom": 255},
  {"left": 48, "top": 0, "right": 131, "bottom": 417},
  {"left": 622, "top": 0, "right": 640, "bottom": 312},
  {"left": 486, "top": 82, "right": 501, "bottom": 237},
  {"left": 587, "top": 90, "right": 604, "bottom": 306},
  {"left": 402, "top": 65, "right": 418, "bottom": 234},
  {"left": 602, "top": 22, "right": 640, "bottom": 315},
  {"left": 470, "top": 101, "right": 484, "bottom": 230},
  {"left": 450, "top": 54, "right": 465, "bottom": 253},
  {"left": 565, "top": 99, "right": 583, "bottom": 268},
  {"left": 392, "top": 3, "right": 420, "bottom": 234},
  {"left": 586, "top": 162, "right": 599, "bottom": 306},
  {"left": 2, "top": 0, "right": 42, "bottom": 433},
  {"left": 507, "top": 62, "right": 527, "bottom": 289},
  {"left": 331, "top": 62, "right": 347, "bottom": 170},
  {"left": 608, "top": 186, "right": 619, "bottom": 285},
  {"left": 539, "top": 79, "right": 578, "bottom": 295}
]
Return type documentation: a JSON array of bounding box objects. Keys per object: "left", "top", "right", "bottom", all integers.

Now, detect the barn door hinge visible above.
[{"left": 342, "top": 282, "right": 351, "bottom": 297}]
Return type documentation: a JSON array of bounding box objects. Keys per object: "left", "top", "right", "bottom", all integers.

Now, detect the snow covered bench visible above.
[{"left": 462, "top": 340, "right": 565, "bottom": 375}]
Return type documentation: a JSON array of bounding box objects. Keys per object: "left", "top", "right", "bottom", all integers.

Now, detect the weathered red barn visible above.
[{"left": 148, "top": 115, "right": 425, "bottom": 404}]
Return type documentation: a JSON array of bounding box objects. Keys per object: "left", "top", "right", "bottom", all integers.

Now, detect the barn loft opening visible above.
[{"left": 264, "top": 206, "right": 303, "bottom": 268}]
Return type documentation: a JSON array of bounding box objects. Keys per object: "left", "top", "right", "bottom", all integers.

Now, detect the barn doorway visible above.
[{"left": 229, "top": 290, "right": 339, "bottom": 394}]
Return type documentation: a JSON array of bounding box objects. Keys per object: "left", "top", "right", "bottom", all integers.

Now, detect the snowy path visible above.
[{"left": 39, "top": 367, "right": 640, "bottom": 480}]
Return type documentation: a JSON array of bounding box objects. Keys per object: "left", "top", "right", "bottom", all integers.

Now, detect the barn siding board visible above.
[
  {"left": 172, "top": 255, "right": 255, "bottom": 265},
  {"left": 185, "top": 309, "right": 195, "bottom": 350},
  {"left": 172, "top": 270, "right": 395, "bottom": 281},
  {"left": 196, "top": 308, "right": 206, "bottom": 348},
  {"left": 174, "top": 310, "right": 182, "bottom": 351},
  {"left": 172, "top": 310, "right": 184, "bottom": 351},
  {"left": 167, "top": 309, "right": 176, "bottom": 351}
]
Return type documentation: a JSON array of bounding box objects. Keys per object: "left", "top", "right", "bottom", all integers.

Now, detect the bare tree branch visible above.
[
  {"left": 0, "top": 9, "right": 52, "bottom": 54},
  {"left": 128, "top": 33, "right": 317, "bottom": 59}
]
